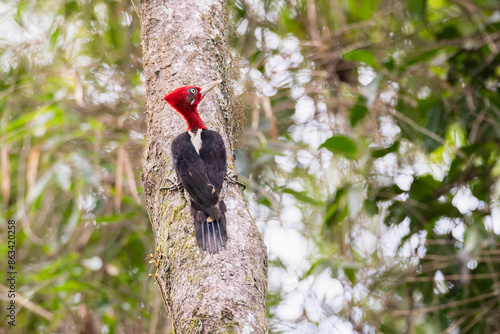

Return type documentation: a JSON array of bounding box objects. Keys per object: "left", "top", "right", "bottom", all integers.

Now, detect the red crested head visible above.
[{"left": 163, "top": 80, "right": 222, "bottom": 131}]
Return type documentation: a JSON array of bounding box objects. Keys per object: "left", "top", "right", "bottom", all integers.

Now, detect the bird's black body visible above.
[{"left": 171, "top": 128, "right": 227, "bottom": 253}]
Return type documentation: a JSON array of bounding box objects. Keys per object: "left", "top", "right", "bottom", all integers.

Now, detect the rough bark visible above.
[{"left": 138, "top": 1, "right": 268, "bottom": 333}]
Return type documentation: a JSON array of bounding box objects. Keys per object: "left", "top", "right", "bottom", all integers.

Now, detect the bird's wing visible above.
[
  {"left": 171, "top": 132, "right": 219, "bottom": 208},
  {"left": 199, "top": 130, "right": 227, "bottom": 193}
]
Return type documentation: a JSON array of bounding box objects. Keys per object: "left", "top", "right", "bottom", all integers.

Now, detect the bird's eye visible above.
[{"left": 190, "top": 88, "right": 196, "bottom": 94}]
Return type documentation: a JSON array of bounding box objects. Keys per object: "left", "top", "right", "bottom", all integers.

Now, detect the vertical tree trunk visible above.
[{"left": 138, "top": 1, "right": 268, "bottom": 333}]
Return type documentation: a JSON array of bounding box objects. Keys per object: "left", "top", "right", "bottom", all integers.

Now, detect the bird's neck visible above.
[{"left": 178, "top": 107, "right": 206, "bottom": 131}]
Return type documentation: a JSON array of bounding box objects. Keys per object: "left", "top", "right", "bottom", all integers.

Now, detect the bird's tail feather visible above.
[
  {"left": 194, "top": 202, "right": 227, "bottom": 254},
  {"left": 196, "top": 219, "right": 227, "bottom": 254}
]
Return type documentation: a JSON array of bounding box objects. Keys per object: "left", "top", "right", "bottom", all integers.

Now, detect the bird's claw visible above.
[
  {"left": 159, "top": 177, "right": 184, "bottom": 192},
  {"left": 225, "top": 171, "right": 246, "bottom": 191}
]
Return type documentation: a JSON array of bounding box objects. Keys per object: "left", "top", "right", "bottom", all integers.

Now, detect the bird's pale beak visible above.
[{"left": 200, "top": 80, "right": 222, "bottom": 97}]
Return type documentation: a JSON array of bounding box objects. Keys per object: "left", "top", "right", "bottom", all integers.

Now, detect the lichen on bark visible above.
[{"left": 138, "top": 1, "right": 268, "bottom": 333}]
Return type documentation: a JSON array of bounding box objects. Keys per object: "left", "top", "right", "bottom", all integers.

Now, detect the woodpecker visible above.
[{"left": 163, "top": 80, "right": 227, "bottom": 254}]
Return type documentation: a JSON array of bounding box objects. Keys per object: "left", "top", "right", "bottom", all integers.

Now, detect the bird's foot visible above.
[
  {"left": 159, "top": 177, "right": 184, "bottom": 192},
  {"left": 225, "top": 171, "right": 246, "bottom": 191}
]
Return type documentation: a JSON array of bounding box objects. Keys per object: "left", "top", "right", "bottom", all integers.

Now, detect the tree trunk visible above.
[{"left": 138, "top": 1, "right": 268, "bottom": 333}]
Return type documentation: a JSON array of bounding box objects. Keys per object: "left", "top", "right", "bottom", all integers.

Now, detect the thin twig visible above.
[
  {"left": 131, "top": 0, "right": 140, "bottom": 18},
  {"left": 393, "top": 290, "right": 497, "bottom": 316},
  {"left": 0, "top": 284, "right": 53, "bottom": 321},
  {"left": 404, "top": 272, "right": 500, "bottom": 283}
]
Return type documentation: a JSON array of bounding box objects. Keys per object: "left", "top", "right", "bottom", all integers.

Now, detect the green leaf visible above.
[
  {"left": 282, "top": 188, "right": 322, "bottom": 206},
  {"left": 50, "top": 27, "right": 61, "bottom": 49},
  {"left": 65, "top": 1, "right": 80, "bottom": 16},
  {"left": 384, "top": 202, "right": 407, "bottom": 226},
  {"left": 17, "top": 0, "right": 28, "bottom": 18},
  {"left": 257, "top": 196, "right": 271, "bottom": 208},
  {"left": 95, "top": 213, "right": 136, "bottom": 223},
  {"left": 343, "top": 49, "right": 379, "bottom": 69},
  {"left": 364, "top": 197, "right": 379, "bottom": 215},
  {"left": 348, "top": 0, "right": 377, "bottom": 22},
  {"left": 407, "top": 0, "right": 426, "bottom": 22},
  {"left": 324, "top": 187, "right": 349, "bottom": 230},
  {"left": 382, "top": 56, "right": 395, "bottom": 70},
  {"left": 343, "top": 267, "right": 356, "bottom": 284},
  {"left": 408, "top": 175, "right": 439, "bottom": 201},
  {"left": 423, "top": 99, "right": 446, "bottom": 152},
  {"left": 350, "top": 104, "right": 368, "bottom": 127},
  {"left": 320, "top": 135, "right": 358, "bottom": 158},
  {"left": 307, "top": 258, "right": 332, "bottom": 276},
  {"left": 371, "top": 141, "right": 400, "bottom": 158},
  {"left": 276, "top": 6, "right": 307, "bottom": 38},
  {"left": 437, "top": 25, "right": 461, "bottom": 40}
]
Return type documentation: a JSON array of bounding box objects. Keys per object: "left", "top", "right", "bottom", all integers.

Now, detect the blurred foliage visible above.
[
  {"left": 0, "top": 0, "right": 172, "bottom": 333},
  {"left": 2, "top": 0, "right": 500, "bottom": 333},
  {"left": 231, "top": 0, "right": 500, "bottom": 332}
]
